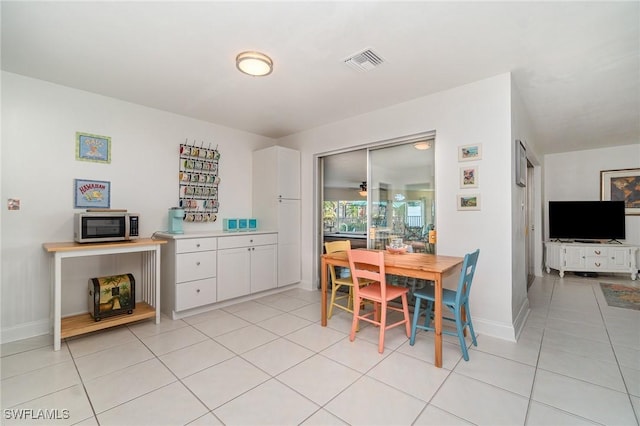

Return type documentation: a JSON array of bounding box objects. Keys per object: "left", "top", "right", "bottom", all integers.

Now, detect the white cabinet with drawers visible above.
[
  {"left": 545, "top": 242, "right": 638, "bottom": 280},
  {"left": 157, "top": 231, "right": 280, "bottom": 319},
  {"left": 159, "top": 235, "right": 218, "bottom": 319},
  {"left": 217, "top": 233, "right": 277, "bottom": 302}
]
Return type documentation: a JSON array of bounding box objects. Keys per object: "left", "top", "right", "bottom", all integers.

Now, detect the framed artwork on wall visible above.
[
  {"left": 74, "top": 179, "right": 111, "bottom": 209},
  {"left": 457, "top": 194, "right": 481, "bottom": 211},
  {"left": 76, "top": 132, "right": 111, "bottom": 164},
  {"left": 460, "top": 165, "right": 479, "bottom": 188},
  {"left": 458, "top": 144, "right": 482, "bottom": 162},
  {"left": 515, "top": 140, "right": 526, "bottom": 187},
  {"left": 601, "top": 168, "right": 640, "bottom": 215}
]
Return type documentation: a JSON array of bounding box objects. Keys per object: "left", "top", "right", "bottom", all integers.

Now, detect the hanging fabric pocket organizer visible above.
[{"left": 178, "top": 141, "right": 220, "bottom": 222}]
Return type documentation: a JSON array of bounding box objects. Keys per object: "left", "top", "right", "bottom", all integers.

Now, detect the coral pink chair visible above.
[{"left": 347, "top": 249, "right": 411, "bottom": 353}]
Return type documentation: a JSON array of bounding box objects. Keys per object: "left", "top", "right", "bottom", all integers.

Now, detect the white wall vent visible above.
[{"left": 343, "top": 48, "right": 384, "bottom": 72}]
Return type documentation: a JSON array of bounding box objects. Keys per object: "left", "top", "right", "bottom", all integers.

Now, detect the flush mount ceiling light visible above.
[
  {"left": 236, "top": 51, "right": 273, "bottom": 76},
  {"left": 413, "top": 141, "right": 432, "bottom": 150},
  {"left": 359, "top": 181, "right": 367, "bottom": 197}
]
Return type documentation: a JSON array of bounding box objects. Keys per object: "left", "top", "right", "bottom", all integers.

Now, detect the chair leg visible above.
[
  {"left": 465, "top": 303, "right": 478, "bottom": 347},
  {"left": 378, "top": 303, "right": 387, "bottom": 353},
  {"left": 455, "top": 307, "right": 469, "bottom": 361},
  {"left": 410, "top": 296, "right": 422, "bottom": 345},
  {"left": 401, "top": 294, "right": 411, "bottom": 337},
  {"left": 347, "top": 287, "right": 354, "bottom": 310},
  {"left": 424, "top": 301, "right": 434, "bottom": 328},
  {"left": 350, "top": 295, "right": 361, "bottom": 342},
  {"left": 328, "top": 284, "right": 339, "bottom": 319}
]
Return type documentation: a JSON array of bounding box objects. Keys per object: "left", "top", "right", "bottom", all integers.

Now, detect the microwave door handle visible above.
[{"left": 125, "top": 216, "right": 131, "bottom": 239}]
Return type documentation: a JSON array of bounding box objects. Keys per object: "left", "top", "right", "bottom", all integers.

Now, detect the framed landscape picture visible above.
[
  {"left": 601, "top": 168, "right": 640, "bottom": 215},
  {"left": 457, "top": 194, "right": 481, "bottom": 211},
  {"left": 458, "top": 144, "right": 482, "bottom": 162}
]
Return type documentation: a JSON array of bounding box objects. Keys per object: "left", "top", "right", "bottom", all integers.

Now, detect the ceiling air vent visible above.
[{"left": 343, "top": 48, "right": 384, "bottom": 72}]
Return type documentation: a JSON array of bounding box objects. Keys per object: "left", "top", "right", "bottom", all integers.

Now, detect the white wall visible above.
[
  {"left": 1, "top": 72, "right": 274, "bottom": 342},
  {"left": 281, "top": 73, "right": 520, "bottom": 340},
  {"left": 544, "top": 145, "right": 640, "bottom": 254},
  {"left": 2, "top": 70, "right": 574, "bottom": 344},
  {"left": 510, "top": 78, "right": 543, "bottom": 335}
]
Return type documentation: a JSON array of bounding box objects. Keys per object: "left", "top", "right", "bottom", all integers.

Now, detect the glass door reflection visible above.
[{"left": 367, "top": 141, "right": 435, "bottom": 254}]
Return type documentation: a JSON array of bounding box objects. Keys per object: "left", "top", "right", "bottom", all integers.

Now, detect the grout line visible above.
[{"left": 3, "top": 279, "right": 638, "bottom": 425}]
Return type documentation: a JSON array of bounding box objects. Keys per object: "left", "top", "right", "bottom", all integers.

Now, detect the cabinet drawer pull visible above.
[
  {"left": 594, "top": 250, "right": 601, "bottom": 255},
  {"left": 196, "top": 261, "right": 201, "bottom": 266},
  {"left": 196, "top": 289, "right": 200, "bottom": 293},
  {"left": 196, "top": 243, "right": 201, "bottom": 248}
]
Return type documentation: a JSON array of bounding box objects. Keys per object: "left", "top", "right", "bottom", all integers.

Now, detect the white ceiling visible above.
[{"left": 2, "top": 1, "right": 638, "bottom": 155}]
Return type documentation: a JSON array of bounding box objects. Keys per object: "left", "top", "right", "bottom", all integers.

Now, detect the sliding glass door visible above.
[
  {"left": 367, "top": 141, "right": 436, "bottom": 253},
  {"left": 317, "top": 136, "right": 436, "bottom": 289}
]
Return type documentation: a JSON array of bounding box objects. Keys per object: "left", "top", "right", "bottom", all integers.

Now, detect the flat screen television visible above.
[{"left": 548, "top": 201, "right": 625, "bottom": 241}]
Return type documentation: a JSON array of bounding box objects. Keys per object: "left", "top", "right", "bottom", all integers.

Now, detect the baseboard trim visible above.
[
  {"left": 1, "top": 319, "right": 51, "bottom": 345},
  {"left": 512, "top": 297, "right": 531, "bottom": 340},
  {"left": 473, "top": 317, "right": 517, "bottom": 342}
]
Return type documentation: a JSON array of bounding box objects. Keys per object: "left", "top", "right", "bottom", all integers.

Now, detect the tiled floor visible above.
[{"left": 2, "top": 273, "right": 639, "bottom": 425}]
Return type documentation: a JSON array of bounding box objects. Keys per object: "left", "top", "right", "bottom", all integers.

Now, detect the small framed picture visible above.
[
  {"left": 460, "top": 165, "right": 479, "bottom": 188},
  {"left": 458, "top": 144, "right": 482, "bottom": 162},
  {"left": 457, "top": 194, "right": 481, "bottom": 211},
  {"left": 74, "top": 179, "right": 111, "bottom": 209},
  {"left": 601, "top": 168, "right": 640, "bottom": 215},
  {"left": 515, "top": 140, "right": 526, "bottom": 187},
  {"left": 76, "top": 132, "right": 111, "bottom": 164}
]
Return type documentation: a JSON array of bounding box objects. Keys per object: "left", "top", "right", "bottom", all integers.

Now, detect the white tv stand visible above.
[{"left": 545, "top": 241, "right": 638, "bottom": 280}]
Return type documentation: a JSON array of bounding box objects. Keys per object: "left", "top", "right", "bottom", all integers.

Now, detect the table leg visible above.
[
  {"left": 321, "top": 258, "right": 327, "bottom": 326},
  {"left": 53, "top": 254, "right": 62, "bottom": 351},
  {"left": 154, "top": 247, "right": 161, "bottom": 324},
  {"left": 434, "top": 274, "right": 442, "bottom": 368}
]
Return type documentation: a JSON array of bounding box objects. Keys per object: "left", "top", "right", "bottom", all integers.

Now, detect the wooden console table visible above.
[{"left": 43, "top": 238, "right": 166, "bottom": 350}]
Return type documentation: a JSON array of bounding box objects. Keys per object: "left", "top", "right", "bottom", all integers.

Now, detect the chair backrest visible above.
[
  {"left": 325, "top": 240, "right": 352, "bottom": 282},
  {"left": 347, "top": 249, "right": 386, "bottom": 299},
  {"left": 455, "top": 249, "right": 480, "bottom": 306}
]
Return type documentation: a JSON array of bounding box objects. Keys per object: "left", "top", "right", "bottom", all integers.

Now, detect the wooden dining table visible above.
[{"left": 320, "top": 249, "right": 464, "bottom": 368}]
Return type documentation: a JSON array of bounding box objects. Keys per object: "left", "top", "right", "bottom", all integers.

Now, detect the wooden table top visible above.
[
  {"left": 322, "top": 249, "right": 463, "bottom": 275},
  {"left": 43, "top": 238, "right": 166, "bottom": 253}
]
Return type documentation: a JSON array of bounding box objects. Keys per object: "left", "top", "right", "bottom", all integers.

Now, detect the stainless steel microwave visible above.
[{"left": 74, "top": 212, "right": 140, "bottom": 243}]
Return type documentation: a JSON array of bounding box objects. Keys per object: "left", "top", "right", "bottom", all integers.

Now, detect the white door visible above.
[
  {"left": 251, "top": 244, "right": 278, "bottom": 293},
  {"left": 526, "top": 160, "right": 535, "bottom": 289},
  {"left": 278, "top": 198, "right": 301, "bottom": 286},
  {"left": 217, "top": 247, "right": 251, "bottom": 301},
  {"left": 277, "top": 147, "right": 301, "bottom": 199}
]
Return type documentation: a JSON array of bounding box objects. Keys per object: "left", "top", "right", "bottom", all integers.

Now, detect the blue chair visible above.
[{"left": 409, "top": 249, "right": 480, "bottom": 361}]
